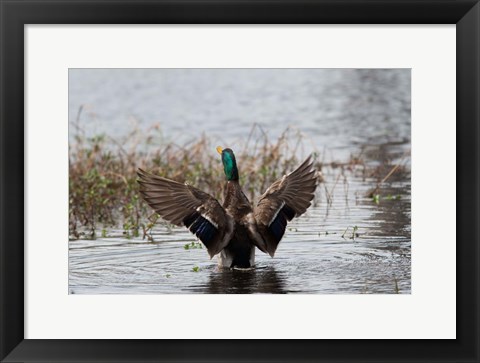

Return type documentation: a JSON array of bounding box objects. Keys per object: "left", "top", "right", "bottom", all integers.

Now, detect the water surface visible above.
[{"left": 69, "top": 69, "right": 411, "bottom": 294}]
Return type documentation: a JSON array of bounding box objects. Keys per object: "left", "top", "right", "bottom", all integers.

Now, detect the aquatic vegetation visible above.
[
  {"left": 184, "top": 241, "right": 203, "bottom": 250},
  {"left": 372, "top": 193, "right": 402, "bottom": 204},
  {"left": 69, "top": 123, "right": 315, "bottom": 239},
  {"left": 69, "top": 121, "right": 409, "bottom": 241},
  {"left": 342, "top": 225, "right": 359, "bottom": 240}
]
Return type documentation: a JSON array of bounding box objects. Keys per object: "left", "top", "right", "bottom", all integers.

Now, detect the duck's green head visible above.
[{"left": 216, "top": 146, "right": 239, "bottom": 181}]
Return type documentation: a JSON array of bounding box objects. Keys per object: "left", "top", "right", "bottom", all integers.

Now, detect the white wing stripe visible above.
[
  {"left": 268, "top": 201, "right": 285, "bottom": 226},
  {"left": 196, "top": 207, "right": 219, "bottom": 229}
]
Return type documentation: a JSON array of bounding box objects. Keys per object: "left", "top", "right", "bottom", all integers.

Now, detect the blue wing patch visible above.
[
  {"left": 268, "top": 204, "right": 296, "bottom": 243},
  {"left": 183, "top": 212, "right": 218, "bottom": 248}
]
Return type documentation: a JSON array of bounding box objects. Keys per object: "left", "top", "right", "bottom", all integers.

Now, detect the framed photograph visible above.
[{"left": 1, "top": 1, "right": 478, "bottom": 362}]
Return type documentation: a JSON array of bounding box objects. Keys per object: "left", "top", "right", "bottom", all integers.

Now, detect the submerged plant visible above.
[
  {"left": 184, "top": 241, "right": 203, "bottom": 250},
  {"left": 342, "top": 225, "right": 359, "bottom": 240}
]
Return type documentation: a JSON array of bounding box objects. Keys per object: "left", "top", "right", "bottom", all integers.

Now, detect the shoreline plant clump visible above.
[
  {"left": 69, "top": 122, "right": 410, "bottom": 241},
  {"left": 69, "top": 123, "right": 324, "bottom": 240}
]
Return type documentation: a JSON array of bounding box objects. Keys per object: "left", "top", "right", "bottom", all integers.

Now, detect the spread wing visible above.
[
  {"left": 137, "top": 169, "right": 234, "bottom": 258},
  {"left": 254, "top": 155, "right": 318, "bottom": 257}
]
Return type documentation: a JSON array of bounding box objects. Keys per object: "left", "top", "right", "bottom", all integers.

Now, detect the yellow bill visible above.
[{"left": 216, "top": 146, "right": 223, "bottom": 154}]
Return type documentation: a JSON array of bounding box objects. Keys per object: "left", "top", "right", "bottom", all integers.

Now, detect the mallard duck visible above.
[{"left": 137, "top": 147, "right": 318, "bottom": 268}]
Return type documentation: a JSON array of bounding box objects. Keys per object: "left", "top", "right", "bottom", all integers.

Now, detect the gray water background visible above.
[{"left": 69, "top": 69, "right": 411, "bottom": 294}]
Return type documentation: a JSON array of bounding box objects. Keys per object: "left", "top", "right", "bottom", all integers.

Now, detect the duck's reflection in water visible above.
[{"left": 203, "top": 266, "right": 286, "bottom": 294}]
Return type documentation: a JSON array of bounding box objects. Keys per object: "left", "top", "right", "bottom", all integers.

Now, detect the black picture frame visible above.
[{"left": 1, "top": 1, "right": 478, "bottom": 362}]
